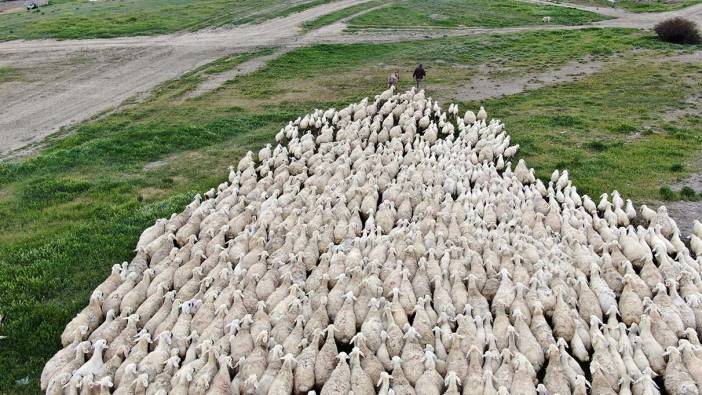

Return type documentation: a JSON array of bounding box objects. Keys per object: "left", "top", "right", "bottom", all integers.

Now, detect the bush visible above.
[
  {"left": 681, "top": 186, "right": 697, "bottom": 200},
  {"left": 587, "top": 141, "right": 608, "bottom": 152},
  {"left": 670, "top": 163, "right": 685, "bottom": 172},
  {"left": 659, "top": 185, "right": 675, "bottom": 200},
  {"left": 655, "top": 17, "right": 701, "bottom": 44}
]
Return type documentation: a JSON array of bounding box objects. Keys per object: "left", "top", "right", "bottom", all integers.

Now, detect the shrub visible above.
[
  {"left": 586, "top": 141, "right": 607, "bottom": 152},
  {"left": 610, "top": 123, "right": 638, "bottom": 134},
  {"left": 655, "top": 17, "right": 701, "bottom": 44},
  {"left": 681, "top": 186, "right": 697, "bottom": 200},
  {"left": 670, "top": 163, "right": 685, "bottom": 172},
  {"left": 659, "top": 185, "right": 675, "bottom": 200},
  {"left": 550, "top": 115, "right": 580, "bottom": 127}
]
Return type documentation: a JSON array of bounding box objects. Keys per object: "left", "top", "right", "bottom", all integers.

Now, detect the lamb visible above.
[
  {"left": 95, "top": 264, "right": 125, "bottom": 297},
  {"left": 206, "top": 354, "right": 233, "bottom": 395},
  {"left": 73, "top": 338, "right": 109, "bottom": 380},
  {"left": 136, "top": 218, "right": 168, "bottom": 251},
  {"left": 41, "top": 326, "right": 89, "bottom": 390},
  {"left": 390, "top": 355, "right": 416, "bottom": 395},
  {"left": 137, "top": 331, "right": 173, "bottom": 381},
  {"left": 101, "top": 272, "right": 137, "bottom": 315},
  {"left": 190, "top": 347, "right": 219, "bottom": 393},
  {"left": 114, "top": 334, "right": 150, "bottom": 387},
  {"left": 61, "top": 291, "right": 104, "bottom": 346},
  {"left": 664, "top": 346, "right": 699, "bottom": 395},
  {"left": 295, "top": 331, "right": 320, "bottom": 393},
  {"left": 105, "top": 313, "right": 140, "bottom": 361},
  {"left": 315, "top": 325, "right": 339, "bottom": 387},
  {"left": 268, "top": 353, "right": 296, "bottom": 394},
  {"left": 477, "top": 106, "right": 487, "bottom": 122},
  {"left": 143, "top": 291, "right": 177, "bottom": 335},
  {"left": 119, "top": 269, "right": 153, "bottom": 315},
  {"left": 135, "top": 284, "right": 169, "bottom": 326},
  {"left": 45, "top": 341, "right": 91, "bottom": 392},
  {"left": 334, "top": 292, "right": 357, "bottom": 343},
  {"left": 256, "top": 344, "right": 285, "bottom": 394},
  {"left": 543, "top": 344, "right": 571, "bottom": 395},
  {"left": 511, "top": 354, "right": 538, "bottom": 395}
]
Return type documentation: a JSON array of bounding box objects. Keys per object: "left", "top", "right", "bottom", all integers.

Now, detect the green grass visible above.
[
  {"left": 461, "top": 60, "right": 702, "bottom": 199},
  {"left": 301, "top": 0, "right": 386, "bottom": 32},
  {"left": 0, "top": 66, "right": 21, "bottom": 83},
  {"left": 347, "top": 0, "right": 609, "bottom": 29},
  {"left": 223, "top": 29, "right": 665, "bottom": 100},
  {"left": 563, "top": 0, "right": 702, "bottom": 12},
  {"left": 0, "top": 0, "right": 332, "bottom": 41},
  {"left": 0, "top": 28, "right": 699, "bottom": 393}
]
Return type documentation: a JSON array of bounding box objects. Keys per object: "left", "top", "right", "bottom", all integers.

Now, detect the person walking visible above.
[
  {"left": 387, "top": 70, "right": 399, "bottom": 90},
  {"left": 413, "top": 64, "right": 426, "bottom": 90}
]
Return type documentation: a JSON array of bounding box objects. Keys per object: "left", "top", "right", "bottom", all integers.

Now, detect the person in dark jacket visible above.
[{"left": 412, "top": 64, "right": 426, "bottom": 90}]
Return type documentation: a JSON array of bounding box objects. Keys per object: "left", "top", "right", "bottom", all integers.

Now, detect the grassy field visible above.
[
  {"left": 301, "top": 0, "right": 386, "bottom": 31},
  {"left": 0, "top": 27, "right": 700, "bottom": 393},
  {"left": 346, "top": 0, "right": 609, "bottom": 29},
  {"left": 466, "top": 60, "right": 702, "bottom": 199},
  {"left": 0, "top": 0, "right": 331, "bottom": 41},
  {"left": 563, "top": 0, "right": 702, "bottom": 12}
]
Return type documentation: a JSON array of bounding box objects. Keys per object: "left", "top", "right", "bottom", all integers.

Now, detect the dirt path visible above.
[
  {"left": 522, "top": 0, "right": 702, "bottom": 26},
  {"left": 520, "top": 0, "right": 628, "bottom": 17},
  {"left": 0, "top": 0, "right": 370, "bottom": 156},
  {"left": 2, "top": 0, "right": 702, "bottom": 157}
]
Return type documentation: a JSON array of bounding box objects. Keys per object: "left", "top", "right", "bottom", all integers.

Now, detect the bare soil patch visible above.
[
  {"left": 452, "top": 57, "right": 607, "bottom": 102},
  {"left": 664, "top": 92, "right": 702, "bottom": 122}
]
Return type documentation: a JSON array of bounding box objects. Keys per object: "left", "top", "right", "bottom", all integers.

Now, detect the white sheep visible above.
[{"left": 46, "top": 88, "right": 702, "bottom": 394}]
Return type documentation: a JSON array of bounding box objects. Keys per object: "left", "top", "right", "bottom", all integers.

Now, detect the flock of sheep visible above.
[{"left": 43, "top": 87, "right": 702, "bottom": 395}]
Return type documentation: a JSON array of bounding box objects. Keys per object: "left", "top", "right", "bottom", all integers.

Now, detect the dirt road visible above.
[
  {"left": 1, "top": 0, "right": 701, "bottom": 157},
  {"left": 523, "top": 0, "right": 702, "bottom": 27},
  {"left": 0, "top": 0, "right": 369, "bottom": 156}
]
